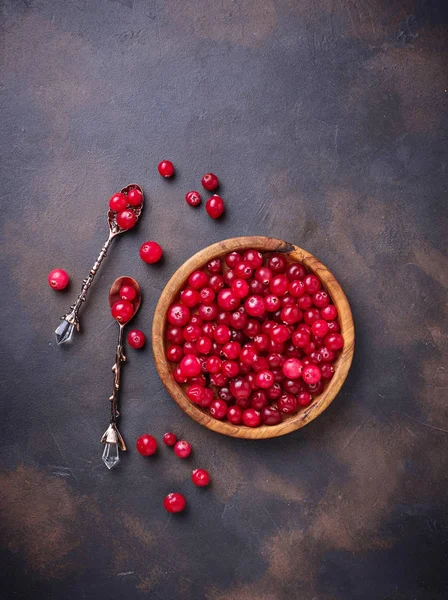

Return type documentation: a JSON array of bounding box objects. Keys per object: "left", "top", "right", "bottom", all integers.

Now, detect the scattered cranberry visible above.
[
  {"left": 164, "top": 493, "right": 186, "bottom": 513},
  {"left": 109, "top": 192, "right": 128, "bottom": 212},
  {"left": 186, "top": 190, "right": 201, "bottom": 207},
  {"left": 174, "top": 440, "right": 191, "bottom": 458},
  {"left": 111, "top": 300, "right": 134, "bottom": 323},
  {"left": 140, "top": 241, "right": 163, "bottom": 264},
  {"left": 158, "top": 160, "right": 175, "bottom": 178},
  {"left": 192, "top": 468, "right": 210, "bottom": 487},
  {"left": 116, "top": 209, "right": 137, "bottom": 230},
  {"left": 48, "top": 268, "right": 69, "bottom": 290},
  {"left": 127, "top": 187, "right": 143, "bottom": 206},
  {"left": 206, "top": 195, "right": 225, "bottom": 219},
  {"left": 201, "top": 172, "right": 219, "bottom": 191},
  {"left": 136, "top": 434, "right": 157, "bottom": 456},
  {"left": 163, "top": 432, "right": 177, "bottom": 446},
  {"left": 127, "top": 329, "right": 146, "bottom": 349}
]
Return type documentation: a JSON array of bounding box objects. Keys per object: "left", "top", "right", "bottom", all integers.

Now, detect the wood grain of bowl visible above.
[{"left": 152, "top": 236, "right": 354, "bottom": 439}]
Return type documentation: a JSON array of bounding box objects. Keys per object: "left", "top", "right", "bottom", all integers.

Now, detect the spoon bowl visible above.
[{"left": 109, "top": 276, "right": 141, "bottom": 323}]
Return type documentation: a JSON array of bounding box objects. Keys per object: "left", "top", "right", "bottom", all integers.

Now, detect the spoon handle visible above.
[{"left": 110, "top": 323, "right": 126, "bottom": 426}]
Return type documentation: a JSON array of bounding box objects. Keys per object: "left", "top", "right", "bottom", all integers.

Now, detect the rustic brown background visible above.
[{"left": 1, "top": 1, "right": 447, "bottom": 599}]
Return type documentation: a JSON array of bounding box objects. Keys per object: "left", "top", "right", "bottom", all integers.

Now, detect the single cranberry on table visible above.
[
  {"left": 201, "top": 172, "right": 219, "bottom": 191},
  {"left": 164, "top": 493, "right": 186, "bottom": 513},
  {"left": 109, "top": 192, "right": 128, "bottom": 212},
  {"left": 140, "top": 241, "right": 163, "bottom": 264},
  {"left": 116, "top": 209, "right": 137, "bottom": 230},
  {"left": 158, "top": 160, "right": 175, "bottom": 178},
  {"left": 127, "top": 329, "right": 146, "bottom": 349},
  {"left": 192, "top": 468, "right": 210, "bottom": 487},
  {"left": 111, "top": 300, "right": 134, "bottom": 323},
  {"left": 163, "top": 432, "right": 177, "bottom": 446},
  {"left": 136, "top": 434, "right": 157, "bottom": 456},
  {"left": 174, "top": 440, "right": 191, "bottom": 458},
  {"left": 48, "top": 268, "right": 69, "bottom": 291},
  {"left": 186, "top": 190, "right": 201, "bottom": 207},
  {"left": 119, "top": 284, "right": 137, "bottom": 301},
  {"left": 206, "top": 195, "right": 225, "bottom": 219}
]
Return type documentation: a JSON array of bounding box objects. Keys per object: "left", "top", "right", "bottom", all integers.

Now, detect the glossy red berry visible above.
[
  {"left": 244, "top": 295, "right": 265, "bottom": 317},
  {"left": 313, "top": 290, "right": 330, "bottom": 308},
  {"left": 321, "top": 364, "right": 335, "bottom": 379},
  {"left": 209, "top": 275, "right": 225, "bottom": 292},
  {"left": 232, "top": 279, "right": 250, "bottom": 298},
  {"left": 221, "top": 341, "right": 241, "bottom": 360},
  {"left": 140, "top": 241, "right": 163, "bottom": 264},
  {"left": 311, "top": 319, "right": 329, "bottom": 338},
  {"left": 209, "top": 399, "right": 228, "bottom": 419},
  {"left": 127, "top": 329, "right": 146, "bottom": 349},
  {"left": 270, "top": 324, "right": 290, "bottom": 344},
  {"left": 302, "top": 364, "right": 322, "bottom": 384},
  {"left": 250, "top": 390, "right": 268, "bottom": 410},
  {"left": 206, "top": 195, "right": 225, "bottom": 219},
  {"left": 234, "top": 261, "right": 253, "bottom": 280},
  {"left": 201, "top": 172, "right": 219, "bottom": 190},
  {"left": 199, "top": 287, "right": 215, "bottom": 305},
  {"left": 278, "top": 393, "right": 298, "bottom": 414},
  {"left": 255, "top": 370, "right": 275, "bottom": 388},
  {"left": 324, "top": 333, "right": 344, "bottom": 350},
  {"left": 243, "top": 249, "right": 263, "bottom": 268},
  {"left": 166, "top": 345, "right": 183, "bottom": 361},
  {"left": 242, "top": 408, "right": 261, "bottom": 427},
  {"left": 48, "top": 268, "right": 69, "bottom": 290},
  {"left": 111, "top": 300, "right": 134, "bottom": 323},
  {"left": 174, "top": 440, "right": 191, "bottom": 458},
  {"left": 116, "top": 209, "right": 137, "bottom": 230},
  {"left": 289, "top": 280, "right": 306, "bottom": 298},
  {"left": 229, "top": 377, "right": 251, "bottom": 399},
  {"left": 119, "top": 284, "right": 137, "bottom": 301},
  {"left": 282, "top": 358, "right": 303, "bottom": 379},
  {"left": 187, "top": 384, "right": 206, "bottom": 405},
  {"left": 321, "top": 305, "right": 338, "bottom": 321},
  {"left": 186, "top": 190, "right": 201, "bottom": 207},
  {"left": 109, "top": 192, "right": 128, "bottom": 212},
  {"left": 192, "top": 468, "right": 210, "bottom": 487},
  {"left": 281, "top": 304, "right": 302, "bottom": 324},
  {"left": 267, "top": 254, "right": 288, "bottom": 273},
  {"left": 127, "top": 187, "right": 143, "bottom": 206},
  {"left": 180, "top": 354, "right": 202, "bottom": 377},
  {"left": 196, "top": 336, "right": 212, "bottom": 354},
  {"left": 164, "top": 493, "right": 186, "bottom": 513},
  {"left": 227, "top": 405, "right": 243, "bottom": 424},
  {"left": 269, "top": 274, "right": 289, "bottom": 296},
  {"left": 136, "top": 434, "right": 157, "bottom": 456},
  {"left": 225, "top": 252, "right": 242, "bottom": 268},
  {"left": 167, "top": 303, "right": 190, "bottom": 326},
  {"left": 163, "top": 432, "right": 177, "bottom": 446},
  {"left": 158, "top": 160, "right": 175, "bottom": 177},
  {"left": 298, "top": 391, "right": 312, "bottom": 406},
  {"left": 262, "top": 406, "right": 282, "bottom": 425},
  {"left": 180, "top": 288, "right": 200, "bottom": 307},
  {"left": 218, "top": 288, "right": 240, "bottom": 311},
  {"left": 207, "top": 258, "right": 222, "bottom": 273},
  {"left": 304, "top": 274, "right": 321, "bottom": 294},
  {"left": 286, "top": 263, "right": 306, "bottom": 280},
  {"left": 188, "top": 270, "right": 209, "bottom": 290}
]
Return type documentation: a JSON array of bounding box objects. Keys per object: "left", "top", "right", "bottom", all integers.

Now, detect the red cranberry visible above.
[
  {"left": 267, "top": 254, "right": 287, "bottom": 273},
  {"left": 249, "top": 278, "right": 265, "bottom": 295},
  {"left": 306, "top": 380, "right": 324, "bottom": 395},
  {"left": 311, "top": 319, "right": 329, "bottom": 338},
  {"left": 270, "top": 324, "right": 290, "bottom": 343},
  {"left": 310, "top": 351, "right": 323, "bottom": 365},
  {"left": 127, "top": 329, "right": 146, "bottom": 349},
  {"left": 218, "top": 386, "right": 233, "bottom": 402},
  {"left": 181, "top": 288, "right": 200, "bottom": 307},
  {"left": 109, "top": 192, "right": 128, "bottom": 212},
  {"left": 283, "top": 379, "right": 303, "bottom": 394},
  {"left": 222, "top": 360, "right": 239, "bottom": 378},
  {"left": 320, "top": 347, "right": 336, "bottom": 363},
  {"left": 250, "top": 390, "right": 268, "bottom": 410},
  {"left": 214, "top": 324, "right": 231, "bottom": 344},
  {"left": 321, "top": 364, "right": 335, "bottom": 379},
  {"left": 297, "top": 323, "right": 312, "bottom": 334},
  {"left": 264, "top": 294, "right": 281, "bottom": 312},
  {"left": 234, "top": 261, "right": 253, "bottom": 280},
  {"left": 304, "top": 274, "right": 321, "bottom": 294},
  {"left": 303, "top": 341, "right": 316, "bottom": 355},
  {"left": 180, "top": 354, "right": 201, "bottom": 377},
  {"left": 304, "top": 308, "right": 321, "bottom": 325},
  {"left": 196, "top": 336, "right": 212, "bottom": 354},
  {"left": 227, "top": 405, "right": 243, "bottom": 424},
  {"left": 267, "top": 353, "right": 283, "bottom": 368},
  {"left": 186, "top": 190, "right": 201, "bottom": 207},
  {"left": 254, "top": 333, "right": 270, "bottom": 352},
  {"left": 163, "top": 432, "right": 177, "bottom": 446},
  {"left": 243, "top": 319, "right": 261, "bottom": 338},
  {"left": 327, "top": 320, "right": 340, "bottom": 333},
  {"left": 313, "top": 290, "right": 329, "bottom": 308},
  {"left": 286, "top": 263, "right": 306, "bottom": 280},
  {"left": 239, "top": 345, "right": 257, "bottom": 365},
  {"left": 188, "top": 270, "right": 209, "bottom": 290},
  {"left": 269, "top": 274, "right": 289, "bottom": 296},
  {"left": 209, "top": 274, "right": 225, "bottom": 292},
  {"left": 255, "top": 266, "right": 273, "bottom": 285},
  {"left": 174, "top": 440, "right": 191, "bottom": 458},
  {"left": 298, "top": 391, "right": 312, "bottom": 406},
  {"left": 255, "top": 370, "right": 275, "bottom": 389},
  {"left": 136, "top": 434, "right": 157, "bottom": 456},
  {"left": 252, "top": 355, "right": 270, "bottom": 373},
  {"left": 282, "top": 358, "right": 303, "bottom": 379},
  {"left": 242, "top": 408, "right": 261, "bottom": 427},
  {"left": 225, "top": 252, "right": 242, "bottom": 268},
  {"left": 48, "top": 268, "right": 69, "bottom": 290},
  {"left": 230, "top": 309, "right": 248, "bottom": 330},
  {"left": 298, "top": 295, "right": 313, "bottom": 309},
  {"left": 166, "top": 345, "right": 183, "bottom": 362},
  {"left": 199, "top": 287, "right": 215, "bottom": 305},
  {"left": 267, "top": 383, "right": 282, "bottom": 400},
  {"left": 119, "top": 284, "right": 137, "bottom": 301},
  {"left": 201, "top": 321, "right": 215, "bottom": 337},
  {"left": 262, "top": 406, "right": 282, "bottom": 425},
  {"left": 229, "top": 377, "right": 251, "bottom": 399},
  {"left": 218, "top": 288, "right": 240, "bottom": 311},
  {"left": 245, "top": 295, "right": 265, "bottom": 317},
  {"left": 281, "top": 304, "right": 302, "bottom": 324},
  {"left": 207, "top": 258, "right": 222, "bottom": 273},
  {"left": 158, "top": 160, "right": 175, "bottom": 177},
  {"left": 302, "top": 364, "right": 322, "bottom": 384},
  {"left": 183, "top": 324, "right": 201, "bottom": 342},
  {"left": 116, "top": 209, "right": 137, "bottom": 230},
  {"left": 210, "top": 372, "right": 228, "bottom": 387},
  {"left": 243, "top": 249, "right": 263, "bottom": 268},
  {"left": 167, "top": 326, "right": 184, "bottom": 345},
  {"left": 281, "top": 295, "right": 296, "bottom": 307},
  {"left": 164, "top": 493, "right": 186, "bottom": 513},
  {"left": 187, "top": 384, "right": 206, "bottom": 404},
  {"left": 278, "top": 393, "right": 298, "bottom": 414},
  {"left": 221, "top": 341, "right": 241, "bottom": 360},
  {"left": 206, "top": 195, "right": 225, "bottom": 219},
  {"left": 198, "top": 303, "right": 218, "bottom": 321},
  {"left": 324, "top": 333, "right": 344, "bottom": 350},
  {"left": 206, "top": 356, "right": 222, "bottom": 374},
  {"left": 167, "top": 303, "right": 190, "bottom": 326},
  {"left": 236, "top": 397, "right": 250, "bottom": 409},
  {"left": 289, "top": 280, "right": 306, "bottom": 298},
  {"left": 201, "top": 172, "right": 219, "bottom": 190},
  {"left": 127, "top": 188, "right": 143, "bottom": 206},
  {"left": 209, "top": 399, "right": 228, "bottom": 419},
  {"left": 173, "top": 366, "right": 187, "bottom": 383},
  {"left": 192, "top": 468, "right": 210, "bottom": 487},
  {"left": 232, "top": 279, "right": 250, "bottom": 298},
  {"left": 223, "top": 269, "right": 236, "bottom": 287},
  {"left": 321, "top": 305, "right": 338, "bottom": 321},
  {"left": 111, "top": 300, "right": 134, "bottom": 323}
]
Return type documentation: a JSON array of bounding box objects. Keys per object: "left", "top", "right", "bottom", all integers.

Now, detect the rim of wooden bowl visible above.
[{"left": 152, "top": 236, "right": 355, "bottom": 439}]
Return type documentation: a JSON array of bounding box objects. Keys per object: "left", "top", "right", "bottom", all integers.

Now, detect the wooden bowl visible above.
[{"left": 152, "top": 236, "right": 354, "bottom": 439}]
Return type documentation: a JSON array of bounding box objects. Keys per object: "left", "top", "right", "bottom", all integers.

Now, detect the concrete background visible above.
[{"left": 1, "top": 1, "right": 447, "bottom": 599}]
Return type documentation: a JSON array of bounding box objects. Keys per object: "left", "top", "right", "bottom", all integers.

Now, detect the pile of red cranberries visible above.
[
  {"left": 165, "top": 249, "right": 343, "bottom": 427},
  {"left": 108, "top": 186, "right": 143, "bottom": 230}
]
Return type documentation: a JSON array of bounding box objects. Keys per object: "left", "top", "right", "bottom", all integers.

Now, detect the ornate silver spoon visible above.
[
  {"left": 101, "top": 276, "right": 141, "bottom": 470},
  {"left": 55, "top": 184, "right": 144, "bottom": 345}
]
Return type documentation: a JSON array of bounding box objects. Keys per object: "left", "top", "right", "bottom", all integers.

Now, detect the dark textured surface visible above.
[{"left": 1, "top": 1, "right": 447, "bottom": 599}]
